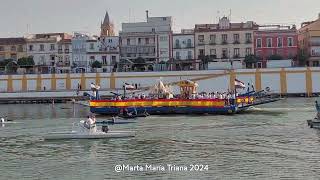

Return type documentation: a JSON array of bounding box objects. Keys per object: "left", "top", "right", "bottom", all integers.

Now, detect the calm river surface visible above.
[{"left": 0, "top": 98, "right": 320, "bottom": 180}]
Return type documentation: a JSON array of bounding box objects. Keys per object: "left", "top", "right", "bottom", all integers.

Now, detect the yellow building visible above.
[
  {"left": 298, "top": 14, "right": 320, "bottom": 67},
  {"left": 0, "top": 38, "right": 27, "bottom": 61}
]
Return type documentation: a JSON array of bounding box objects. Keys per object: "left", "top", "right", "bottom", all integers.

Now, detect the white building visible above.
[
  {"left": 195, "top": 17, "right": 258, "bottom": 69},
  {"left": 172, "top": 29, "right": 195, "bottom": 70},
  {"left": 72, "top": 33, "right": 119, "bottom": 73},
  {"left": 25, "top": 33, "right": 72, "bottom": 73},
  {"left": 119, "top": 11, "right": 172, "bottom": 71}
]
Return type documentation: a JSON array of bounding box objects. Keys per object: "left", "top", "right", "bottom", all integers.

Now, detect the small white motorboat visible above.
[{"left": 44, "top": 120, "right": 135, "bottom": 140}]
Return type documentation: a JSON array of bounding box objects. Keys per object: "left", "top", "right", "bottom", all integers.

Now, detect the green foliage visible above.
[
  {"left": 17, "top": 57, "right": 35, "bottom": 67},
  {"left": 91, "top": 60, "right": 102, "bottom": 68},
  {"left": 268, "top": 54, "right": 283, "bottom": 60},
  {"left": 244, "top": 55, "right": 258, "bottom": 62},
  {"left": 297, "top": 49, "right": 308, "bottom": 66},
  {"left": 0, "top": 59, "right": 13, "bottom": 67}
]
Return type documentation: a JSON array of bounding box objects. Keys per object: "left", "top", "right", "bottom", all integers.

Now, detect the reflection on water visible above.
[{"left": 0, "top": 98, "right": 320, "bottom": 179}]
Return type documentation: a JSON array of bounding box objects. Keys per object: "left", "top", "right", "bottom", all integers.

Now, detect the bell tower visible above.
[{"left": 100, "top": 11, "right": 115, "bottom": 37}]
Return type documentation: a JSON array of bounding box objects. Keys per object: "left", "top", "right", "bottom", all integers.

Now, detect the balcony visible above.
[
  {"left": 221, "top": 41, "right": 228, "bottom": 45},
  {"left": 65, "top": 49, "right": 70, "bottom": 53},
  {"left": 58, "top": 49, "right": 63, "bottom": 54},
  {"left": 233, "top": 41, "right": 240, "bottom": 44},
  {"left": 186, "top": 44, "right": 194, "bottom": 48},
  {"left": 198, "top": 40, "right": 205, "bottom": 46},
  {"left": 175, "top": 56, "right": 181, "bottom": 60},
  {"left": 246, "top": 39, "right": 252, "bottom": 44},
  {"left": 209, "top": 41, "right": 216, "bottom": 45},
  {"left": 174, "top": 44, "right": 181, "bottom": 49}
]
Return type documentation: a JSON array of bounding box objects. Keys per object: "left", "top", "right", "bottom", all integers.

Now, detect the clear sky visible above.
[{"left": 1, "top": 0, "right": 319, "bottom": 37}]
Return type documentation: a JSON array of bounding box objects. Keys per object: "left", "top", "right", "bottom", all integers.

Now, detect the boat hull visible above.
[
  {"left": 44, "top": 131, "right": 135, "bottom": 140},
  {"left": 90, "top": 106, "right": 237, "bottom": 115}
]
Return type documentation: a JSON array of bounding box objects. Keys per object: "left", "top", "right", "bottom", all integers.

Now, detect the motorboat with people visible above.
[
  {"left": 44, "top": 115, "right": 135, "bottom": 140},
  {"left": 307, "top": 100, "right": 320, "bottom": 129},
  {"left": 0, "top": 116, "right": 15, "bottom": 124},
  {"left": 118, "top": 108, "right": 149, "bottom": 119}
]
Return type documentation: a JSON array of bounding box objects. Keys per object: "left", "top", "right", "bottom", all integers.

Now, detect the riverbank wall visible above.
[{"left": 0, "top": 67, "right": 319, "bottom": 98}]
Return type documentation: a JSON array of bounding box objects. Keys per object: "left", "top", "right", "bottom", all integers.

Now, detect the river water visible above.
[{"left": 0, "top": 98, "right": 320, "bottom": 180}]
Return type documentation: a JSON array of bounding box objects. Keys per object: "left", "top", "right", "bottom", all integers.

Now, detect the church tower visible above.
[{"left": 100, "top": 11, "right": 115, "bottom": 37}]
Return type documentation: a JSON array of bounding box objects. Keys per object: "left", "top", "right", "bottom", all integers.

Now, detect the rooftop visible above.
[{"left": 0, "top": 38, "right": 26, "bottom": 45}]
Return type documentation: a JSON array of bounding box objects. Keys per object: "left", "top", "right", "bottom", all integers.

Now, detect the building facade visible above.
[
  {"left": 25, "top": 33, "right": 72, "bottom": 73},
  {"left": 72, "top": 33, "right": 119, "bottom": 73},
  {"left": 172, "top": 29, "right": 195, "bottom": 70},
  {"left": 119, "top": 12, "right": 172, "bottom": 71},
  {"left": 298, "top": 14, "right": 320, "bottom": 67},
  {"left": 254, "top": 25, "right": 298, "bottom": 68},
  {"left": 0, "top": 38, "right": 27, "bottom": 61},
  {"left": 195, "top": 17, "right": 258, "bottom": 69}
]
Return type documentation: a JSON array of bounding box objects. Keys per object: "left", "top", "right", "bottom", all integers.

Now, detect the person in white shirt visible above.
[{"left": 1, "top": 117, "right": 4, "bottom": 123}]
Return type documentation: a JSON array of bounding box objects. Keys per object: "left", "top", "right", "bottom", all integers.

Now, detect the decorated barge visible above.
[{"left": 86, "top": 80, "right": 280, "bottom": 115}]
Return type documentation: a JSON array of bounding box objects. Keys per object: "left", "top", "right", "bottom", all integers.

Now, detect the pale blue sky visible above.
[{"left": 1, "top": 0, "right": 319, "bottom": 37}]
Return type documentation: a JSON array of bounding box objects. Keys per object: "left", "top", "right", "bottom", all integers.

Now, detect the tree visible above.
[
  {"left": 17, "top": 56, "right": 35, "bottom": 67},
  {"left": 244, "top": 54, "right": 259, "bottom": 63},
  {"left": 0, "top": 59, "right": 13, "bottom": 67},
  {"left": 297, "top": 49, "right": 308, "bottom": 67},
  {"left": 6, "top": 61, "right": 18, "bottom": 73},
  {"left": 91, "top": 60, "right": 102, "bottom": 68}
]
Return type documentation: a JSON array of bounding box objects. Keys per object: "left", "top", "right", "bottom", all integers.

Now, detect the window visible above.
[
  {"left": 102, "top": 56, "right": 107, "bottom": 65},
  {"left": 0, "top": 46, "right": 4, "bottom": 51},
  {"left": 210, "top": 34, "right": 216, "bottom": 44},
  {"left": 145, "top": 38, "right": 149, "bottom": 45},
  {"left": 111, "top": 56, "right": 117, "bottom": 64},
  {"left": 138, "top": 38, "right": 141, "bottom": 45},
  {"left": 11, "top": 46, "right": 16, "bottom": 51},
  {"left": 245, "top": 33, "right": 252, "bottom": 43},
  {"left": 233, "top": 34, "right": 240, "bottom": 43},
  {"left": 222, "top": 48, "right": 228, "bottom": 58},
  {"left": 50, "top": 55, "right": 55, "bottom": 61},
  {"left": 246, "top": 48, "right": 252, "bottom": 56},
  {"left": 127, "top": 39, "right": 131, "bottom": 45},
  {"left": 277, "top": 37, "right": 283, "bottom": 47},
  {"left": 29, "top": 45, "right": 33, "bottom": 51},
  {"left": 90, "top": 43, "right": 94, "bottom": 50},
  {"left": 288, "top": 37, "right": 293, "bottom": 47},
  {"left": 187, "top": 51, "right": 192, "bottom": 59},
  {"left": 175, "top": 39, "right": 180, "bottom": 48},
  {"left": 313, "top": 61, "right": 319, "bottom": 67},
  {"left": 234, "top": 48, "right": 240, "bottom": 57},
  {"left": 50, "top": 44, "right": 55, "bottom": 50},
  {"left": 18, "top": 45, "right": 23, "bottom": 52},
  {"left": 160, "top": 36, "right": 167, "bottom": 41},
  {"left": 40, "top": 56, "right": 45, "bottom": 64},
  {"left": 187, "top": 39, "right": 192, "bottom": 47},
  {"left": 108, "top": 39, "right": 112, "bottom": 43},
  {"left": 267, "top": 38, "right": 272, "bottom": 47},
  {"left": 176, "top": 51, "right": 180, "bottom": 59},
  {"left": 90, "top": 56, "right": 95, "bottom": 61},
  {"left": 199, "top": 49, "right": 205, "bottom": 56},
  {"left": 256, "top": 38, "right": 262, "bottom": 48},
  {"left": 222, "top": 34, "right": 228, "bottom": 44},
  {"left": 40, "top": 44, "right": 45, "bottom": 51},
  {"left": 58, "top": 45, "right": 62, "bottom": 50},
  {"left": 210, "top": 49, "right": 216, "bottom": 55},
  {"left": 198, "top": 35, "right": 204, "bottom": 43}
]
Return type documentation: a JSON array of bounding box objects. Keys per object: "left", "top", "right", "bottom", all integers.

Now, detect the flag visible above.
[
  {"left": 124, "top": 83, "right": 135, "bottom": 90},
  {"left": 235, "top": 79, "right": 245, "bottom": 89}
]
